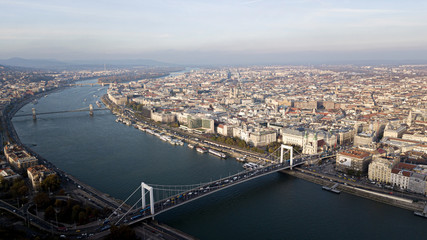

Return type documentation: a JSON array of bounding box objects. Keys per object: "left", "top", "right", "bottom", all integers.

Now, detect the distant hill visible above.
[
  {"left": 71, "top": 58, "right": 179, "bottom": 67},
  {"left": 0, "top": 57, "right": 179, "bottom": 70},
  {"left": 0, "top": 57, "right": 69, "bottom": 69}
]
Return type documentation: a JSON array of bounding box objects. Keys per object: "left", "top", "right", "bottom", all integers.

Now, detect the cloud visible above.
[
  {"left": 321, "top": 8, "right": 399, "bottom": 14},
  {"left": 240, "top": 0, "right": 265, "bottom": 5}
]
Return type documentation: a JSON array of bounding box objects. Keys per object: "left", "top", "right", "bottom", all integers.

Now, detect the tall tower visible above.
[
  {"left": 302, "top": 131, "right": 308, "bottom": 154},
  {"left": 314, "top": 132, "right": 318, "bottom": 153},
  {"left": 304, "top": 131, "right": 308, "bottom": 146},
  {"left": 407, "top": 110, "right": 413, "bottom": 127}
]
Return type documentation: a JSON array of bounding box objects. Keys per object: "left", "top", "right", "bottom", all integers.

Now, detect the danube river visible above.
[{"left": 12, "top": 79, "right": 427, "bottom": 240}]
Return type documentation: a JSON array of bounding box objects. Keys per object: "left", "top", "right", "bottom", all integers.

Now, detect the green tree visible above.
[
  {"left": 78, "top": 211, "right": 87, "bottom": 224},
  {"left": 72, "top": 205, "right": 80, "bottom": 222},
  {"left": 225, "top": 138, "right": 235, "bottom": 145},
  {"left": 44, "top": 206, "right": 55, "bottom": 220},
  {"left": 54, "top": 199, "right": 63, "bottom": 208},
  {"left": 41, "top": 174, "right": 61, "bottom": 192},
  {"left": 0, "top": 175, "right": 9, "bottom": 191},
  {"left": 9, "top": 179, "right": 27, "bottom": 198},
  {"left": 34, "top": 192, "right": 51, "bottom": 209}
]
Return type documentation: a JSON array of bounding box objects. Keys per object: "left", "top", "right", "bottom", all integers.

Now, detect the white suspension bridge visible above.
[{"left": 101, "top": 144, "right": 314, "bottom": 230}]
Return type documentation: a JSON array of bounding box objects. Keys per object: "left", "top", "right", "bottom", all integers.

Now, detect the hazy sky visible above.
[{"left": 1, "top": 0, "right": 427, "bottom": 64}]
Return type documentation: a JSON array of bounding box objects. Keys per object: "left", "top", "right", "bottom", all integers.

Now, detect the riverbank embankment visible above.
[
  {"left": 101, "top": 94, "right": 259, "bottom": 162},
  {"left": 283, "top": 168, "right": 425, "bottom": 212}
]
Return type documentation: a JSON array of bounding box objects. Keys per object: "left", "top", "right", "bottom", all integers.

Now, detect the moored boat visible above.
[
  {"left": 196, "top": 146, "right": 207, "bottom": 153},
  {"left": 208, "top": 149, "right": 226, "bottom": 158}
]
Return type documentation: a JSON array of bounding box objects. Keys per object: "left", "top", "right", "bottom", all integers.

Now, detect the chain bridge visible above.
[{"left": 13, "top": 105, "right": 109, "bottom": 119}]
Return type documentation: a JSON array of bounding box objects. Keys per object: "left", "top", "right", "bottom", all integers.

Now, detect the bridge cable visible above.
[
  {"left": 116, "top": 190, "right": 150, "bottom": 225},
  {"left": 107, "top": 184, "right": 142, "bottom": 220}
]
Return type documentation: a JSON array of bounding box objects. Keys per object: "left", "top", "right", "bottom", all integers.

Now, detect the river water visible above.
[{"left": 12, "top": 79, "right": 427, "bottom": 240}]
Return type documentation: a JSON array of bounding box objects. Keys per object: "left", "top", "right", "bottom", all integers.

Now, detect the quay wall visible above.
[{"left": 283, "top": 169, "right": 425, "bottom": 212}]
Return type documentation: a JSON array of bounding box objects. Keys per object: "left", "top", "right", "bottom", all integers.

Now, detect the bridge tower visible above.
[
  {"left": 280, "top": 144, "right": 293, "bottom": 169},
  {"left": 89, "top": 104, "right": 93, "bottom": 116},
  {"left": 32, "top": 108, "right": 36, "bottom": 120},
  {"left": 141, "top": 182, "right": 155, "bottom": 215}
]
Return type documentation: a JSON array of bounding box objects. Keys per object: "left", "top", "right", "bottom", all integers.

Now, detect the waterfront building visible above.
[
  {"left": 4, "top": 144, "right": 38, "bottom": 170},
  {"left": 232, "top": 125, "right": 277, "bottom": 147},
  {"left": 187, "top": 115, "right": 215, "bottom": 133},
  {"left": 336, "top": 148, "right": 372, "bottom": 174},
  {"left": 0, "top": 167, "right": 20, "bottom": 181},
  {"left": 27, "top": 165, "right": 56, "bottom": 190},
  {"left": 217, "top": 124, "right": 234, "bottom": 137},
  {"left": 176, "top": 112, "right": 189, "bottom": 125},
  {"left": 281, "top": 128, "right": 304, "bottom": 146},
  {"left": 281, "top": 128, "right": 337, "bottom": 151},
  {"left": 151, "top": 112, "right": 176, "bottom": 123},
  {"left": 390, "top": 163, "right": 416, "bottom": 189},
  {"left": 247, "top": 129, "right": 277, "bottom": 147},
  {"left": 107, "top": 91, "right": 128, "bottom": 105},
  {"left": 368, "top": 156, "right": 399, "bottom": 183},
  {"left": 408, "top": 172, "right": 427, "bottom": 195}
]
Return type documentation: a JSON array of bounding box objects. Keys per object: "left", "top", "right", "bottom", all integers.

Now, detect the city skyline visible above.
[{"left": 1, "top": 0, "right": 427, "bottom": 65}]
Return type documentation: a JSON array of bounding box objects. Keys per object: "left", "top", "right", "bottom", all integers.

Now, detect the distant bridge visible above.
[
  {"left": 102, "top": 145, "right": 318, "bottom": 228},
  {"left": 68, "top": 82, "right": 112, "bottom": 87},
  {"left": 13, "top": 105, "right": 110, "bottom": 119}
]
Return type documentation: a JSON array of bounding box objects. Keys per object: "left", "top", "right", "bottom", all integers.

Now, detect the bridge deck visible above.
[
  {"left": 14, "top": 108, "right": 110, "bottom": 117},
  {"left": 119, "top": 160, "right": 305, "bottom": 225}
]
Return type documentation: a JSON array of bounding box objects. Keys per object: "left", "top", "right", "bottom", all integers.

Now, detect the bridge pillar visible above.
[
  {"left": 32, "top": 108, "right": 36, "bottom": 120},
  {"left": 141, "top": 182, "right": 155, "bottom": 215},
  {"left": 280, "top": 144, "right": 293, "bottom": 169},
  {"left": 89, "top": 104, "right": 93, "bottom": 116}
]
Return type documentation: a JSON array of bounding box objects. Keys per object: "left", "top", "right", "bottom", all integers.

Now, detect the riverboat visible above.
[
  {"left": 322, "top": 185, "right": 341, "bottom": 194},
  {"left": 146, "top": 129, "right": 154, "bottom": 135},
  {"left": 196, "top": 146, "right": 207, "bottom": 154},
  {"left": 160, "top": 135, "right": 171, "bottom": 142},
  {"left": 208, "top": 149, "right": 226, "bottom": 158},
  {"left": 414, "top": 211, "right": 427, "bottom": 218}
]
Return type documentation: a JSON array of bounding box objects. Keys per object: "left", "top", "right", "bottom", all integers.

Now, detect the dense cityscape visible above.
[
  {"left": 0, "top": 63, "right": 426, "bottom": 239},
  {"left": 1, "top": 0, "right": 427, "bottom": 239}
]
